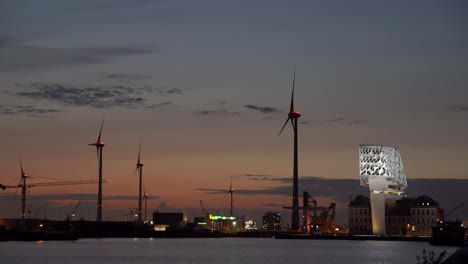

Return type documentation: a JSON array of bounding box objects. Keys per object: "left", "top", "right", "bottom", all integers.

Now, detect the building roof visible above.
[
  {"left": 396, "top": 195, "right": 440, "bottom": 207},
  {"left": 349, "top": 195, "right": 371, "bottom": 206}
]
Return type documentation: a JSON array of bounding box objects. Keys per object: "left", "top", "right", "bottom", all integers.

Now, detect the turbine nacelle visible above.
[
  {"left": 288, "top": 111, "right": 301, "bottom": 118},
  {"left": 89, "top": 141, "right": 105, "bottom": 147},
  {"left": 137, "top": 161, "right": 144, "bottom": 167}
]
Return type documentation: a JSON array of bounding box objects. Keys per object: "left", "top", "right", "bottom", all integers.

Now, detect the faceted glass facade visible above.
[{"left": 359, "top": 145, "right": 407, "bottom": 189}]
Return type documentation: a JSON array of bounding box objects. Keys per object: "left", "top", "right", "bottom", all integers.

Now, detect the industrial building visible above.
[
  {"left": 348, "top": 195, "right": 443, "bottom": 236},
  {"left": 152, "top": 212, "right": 188, "bottom": 231},
  {"left": 262, "top": 212, "right": 282, "bottom": 231},
  {"left": 193, "top": 214, "right": 239, "bottom": 231}
]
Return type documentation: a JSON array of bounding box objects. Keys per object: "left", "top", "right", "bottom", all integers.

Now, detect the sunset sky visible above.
[{"left": 1, "top": 1, "right": 467, "bottom": 225}]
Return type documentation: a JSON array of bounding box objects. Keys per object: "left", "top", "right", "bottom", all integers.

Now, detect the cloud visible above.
[
  {"left": 323, "top": 117, "right": 363, "bottom": 125},
  {"left": 156, "top": 87, "right": 183, "bottom": 95},
  {"left": 194, "top": 188, "right": 227, "bottom": 195},
  {"left": 104, "top": 73, "right": 151, "bottom": 83},
  {"left": 324, "top": 117, "right": 345, "bottom": 122},
  {"left": 147, "top": 102, "right": 174, "bottom": 109},
  {"left": 243, "top": 174, "right": 273, "bottom": 177},
  {"left": 195, "top": 108, "right": 240, "bottom": 116},
  {"left": 15, "top": 83, "right": 150, "bottom": 109},
  {"left": 0, "top": 35, "right": 16, "bottom": 48},
  {"left": 450, "top": 104, "right": 468, "bottom": 112},
  {"left": 347, "top": 120, "right": 362, "bottom": 125},
  {"left": 0, "top": 104, "right": 61, "bottom": 117},
  {"left": 240, "top": 173, "right": 274, "bottom": 181},
  {"left": 244, "top": 104, "right": 280, "bottom": 114}
]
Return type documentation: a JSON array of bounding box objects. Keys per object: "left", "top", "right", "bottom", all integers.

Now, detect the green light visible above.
[
  {"left": 209, "top": 215, "right": 236, "bottom": 221},
  {"left": 198, "top": 222, "right": 207, "bottom": 225}
]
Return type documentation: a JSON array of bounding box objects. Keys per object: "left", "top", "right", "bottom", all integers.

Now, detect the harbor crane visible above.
[
  {"left": 283, "top": 191, "right": 336, "bottom": 233},
  {"left": 66, "top": 200, "right": 82, "bottom": 220},
  {"left": 200, "top": 200, "right": 207, "bottom": 216},
  {"left": 444, "top": 202, "right": 465, "bottom": 220},
  {"left": 1, "top": 163, "right": 102, "bottom": 230}
]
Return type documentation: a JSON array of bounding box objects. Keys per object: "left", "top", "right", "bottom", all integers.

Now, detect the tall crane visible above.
[
  {"left": 1, "top": 168, "right": 102, "bottom": 230},
  {"left": 69, "top": 200, "right": 82, "bottom": 220},
  {"left": 283, "top": 191, "right": 336, "bottom": 233},
  {"left": 200, "top": 200, "right": 207, "bottom": 217}
]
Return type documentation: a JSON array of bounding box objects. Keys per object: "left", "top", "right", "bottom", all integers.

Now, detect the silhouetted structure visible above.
[
  {"left": 279, "top": 67, "right": 301, "bottom": 231},
  {"left": 89, "top": 120, "right": 105, "bottom": 222},
  {"left": 263, "top": 212, "right": 282, "bottom": 231},
  {"left": 225, "top": 177, "right": 234, "bottom": 216},
  {"left": 153, "top": 212, "right": 188, "bottom": 231},
  {"left": 135, "top": 142, "right": 144, "bottom": 225}
]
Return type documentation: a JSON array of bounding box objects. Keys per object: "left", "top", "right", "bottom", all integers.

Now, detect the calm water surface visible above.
[{"left": 0, "top": 238, "right": 457, "bottom": 264}]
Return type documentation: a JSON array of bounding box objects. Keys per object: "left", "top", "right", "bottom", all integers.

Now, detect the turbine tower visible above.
[
  {"left": 225, "top": 177, "right": 234, "bottom": 216},
  {"left": 279, "top": 67, "right": 301, "bottom": 231},
  {"left": 89, "top": 120, "right": 105, "bottom": 222},
  {"left": 135, "top": 142, "right": 144, "bottom": 225},
  {"left": 143, "top": 187, "right": 148, "bottom": 222},
  {"left": 19, "top": 159, "right": 30, "bottom": 230}
]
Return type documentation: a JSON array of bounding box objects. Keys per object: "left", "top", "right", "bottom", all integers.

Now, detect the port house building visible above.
[{"left": 349, "top": 195, "right": 443, "bottom": 236}]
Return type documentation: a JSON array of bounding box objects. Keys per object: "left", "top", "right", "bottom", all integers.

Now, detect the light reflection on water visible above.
[{"left": 0, "top": 238, "right": 457, "bottom": 264}]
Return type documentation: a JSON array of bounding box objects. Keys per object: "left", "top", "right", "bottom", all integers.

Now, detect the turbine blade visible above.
[
  {"left": 15, "top": 176, "right": 22, "bottom": 194},
  {"left": 19, "top": 158, "right": 24, "bottom": 176},
  {"left": 97, "top": 119, "right": 104, "bottom": 142},
  {"left": 137, "top": 139, "right": 142, "bottom": 164},
  {"left": 290, "top": 66, "right": 296, "bottom": 112},
  {"left": 278, "top": 117, "right": 290, "bottom": 135},
  {"left": 290, "top": 118, "right": 295, "bottom": 131}
]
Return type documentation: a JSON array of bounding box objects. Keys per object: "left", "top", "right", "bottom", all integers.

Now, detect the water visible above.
[{"left": 0, "top": 238, "right": 457, "bottom": 264}]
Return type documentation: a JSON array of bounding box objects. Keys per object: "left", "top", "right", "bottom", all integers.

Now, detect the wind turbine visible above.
[
  {"left": 19, "top": 159, "right": 30, "bottom": 230},
  {"left": 225, "top": 177, "right": 234, "bottom": 216},
  {"left": 135, "top": 141, "right": 144, "bottom": 225},
  {"left": 89, "top": 119, "right": 105, "bottom": 222},
  {"left": 279, "top": 66, "right": 301, "bottom": 231}
]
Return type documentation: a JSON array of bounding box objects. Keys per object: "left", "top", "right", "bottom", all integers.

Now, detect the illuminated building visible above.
[
  {"left": 348, "top": 195, "right": 372, "bottom": 235},
  {"left": 348, "top": 195, "right": 443, "bottom": 236},
  {"left": 208, "top": 214, "right": 238, "bottom": 231},
  {"left": 359, "top": 145, "right": 407, "bottom": 235},
  {"left": 244, "top": 219, "right": 257, "bottom": 230},
  {"left": 262, "top": 212, "right": 282, "bottom": 231},
  {"left": 152, "top": 212, "right": 188, "bottom": 231}
]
